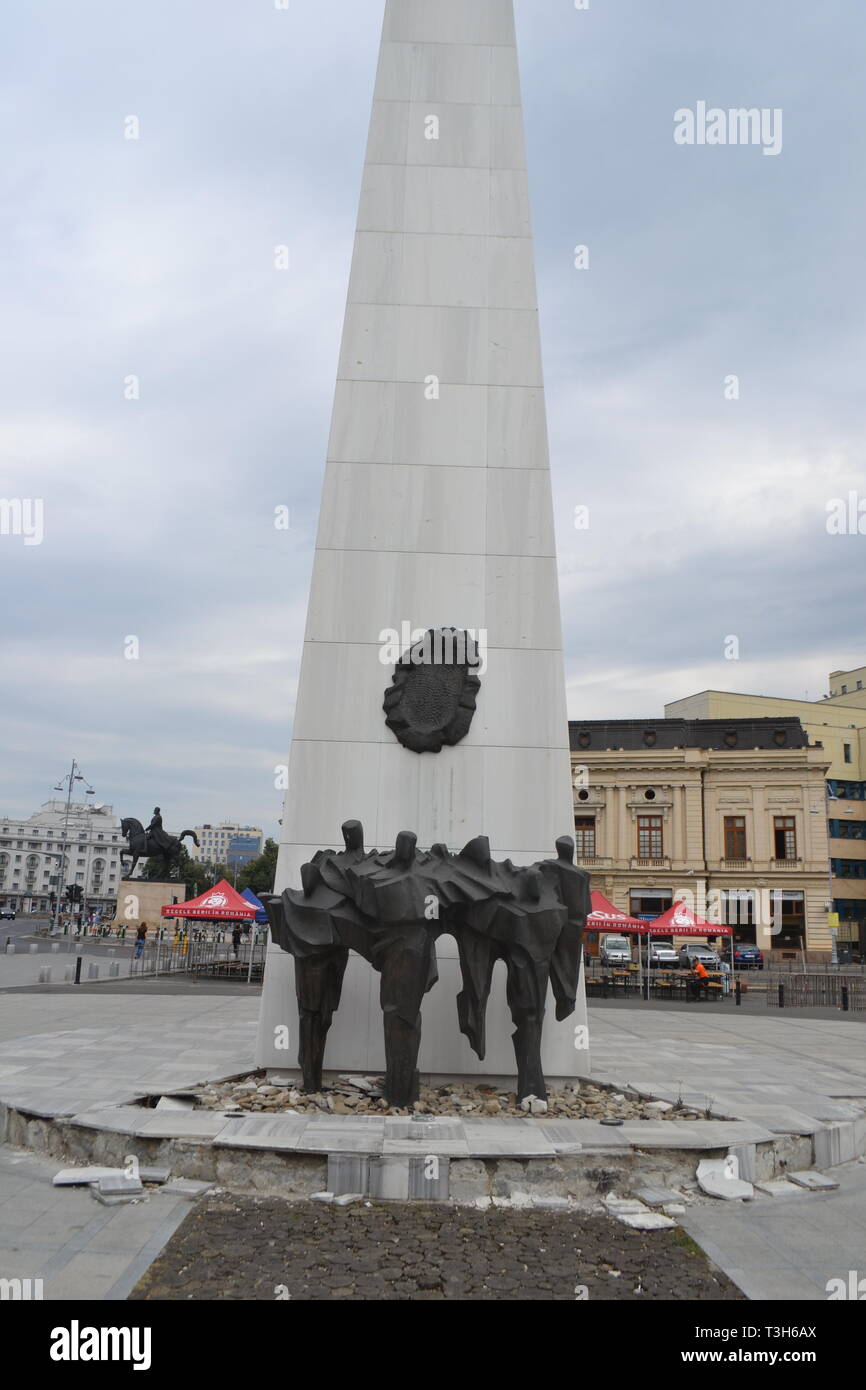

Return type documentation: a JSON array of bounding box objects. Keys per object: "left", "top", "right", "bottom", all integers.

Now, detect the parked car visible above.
[
  {"left": 678, "top": 943, "right": 721, "bottom": 970},
  {"left": 0, "top": 908, "right": 15, "bottom": 920},
  {"left": 734, "top": 944, "right": 764, "bottom": 970},
  {"left": 600, "top": 934, "right": 632, "bottom": 966},
  {"left": 640, "top": 940, "right": 679, "bottom": 968}
]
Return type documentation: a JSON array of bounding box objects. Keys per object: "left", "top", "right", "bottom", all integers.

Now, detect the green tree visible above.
[{"left": 236, "top": 839, "right": 279, "bottom": 896}]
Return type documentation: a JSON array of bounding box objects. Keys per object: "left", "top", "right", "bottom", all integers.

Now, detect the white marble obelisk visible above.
[{"left": 257, "top": 0, "right": 586, "bottom": 1080}]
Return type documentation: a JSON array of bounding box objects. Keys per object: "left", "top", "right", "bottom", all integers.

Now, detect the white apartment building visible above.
[
  {"left": 0, "top": 801, "right": 125, "bottom": 916},
  {"left": 188, "top": 823, "right": 263, "bottom": 870}
]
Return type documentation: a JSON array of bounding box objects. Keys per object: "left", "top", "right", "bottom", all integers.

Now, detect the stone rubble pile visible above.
[{"left": 192, "top": 1074, "right": 707, "bottom": 1122}]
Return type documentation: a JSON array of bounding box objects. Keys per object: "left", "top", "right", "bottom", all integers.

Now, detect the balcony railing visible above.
[
  {"left": 721, "top": 858, "right": 750, "bottom": 869},
  {"left": 630, "top": 857, "right": 671, "bottom": 870},
  {"left": 770, "top": 858, "right": 802, "bottom": 870},
  {"left": 574, "top": 855, "right": 613, "bottom": 867}
]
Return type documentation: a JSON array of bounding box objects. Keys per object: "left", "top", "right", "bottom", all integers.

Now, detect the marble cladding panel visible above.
[{"left": 382, "top": 1, "right": 518, "bottom": 49}]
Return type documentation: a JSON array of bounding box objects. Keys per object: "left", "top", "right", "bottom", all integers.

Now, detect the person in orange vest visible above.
[{"left": 690, "top": 958, "right": 710, "bottom": 1000}]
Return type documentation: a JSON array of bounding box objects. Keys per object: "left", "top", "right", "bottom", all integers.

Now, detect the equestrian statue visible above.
[{"left": 119, "top": 807, "right": 200, "bottom": 880}]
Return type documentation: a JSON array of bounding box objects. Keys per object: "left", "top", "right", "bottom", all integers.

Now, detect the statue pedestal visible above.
[{"left": 111, "top": 881, "right": 187, "bottom": 934}]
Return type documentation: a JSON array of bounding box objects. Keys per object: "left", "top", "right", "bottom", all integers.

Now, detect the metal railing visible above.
[
  {"left": 765, "top": 972, "right": 866, "bottom": 1011},
  {"left": 130, "top": 932, "right": 268, "bottom": 982}
]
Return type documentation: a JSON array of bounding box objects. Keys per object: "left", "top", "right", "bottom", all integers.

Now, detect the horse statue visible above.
[{"left": 119, "top": 811, "right": 200, "bottom": 880}]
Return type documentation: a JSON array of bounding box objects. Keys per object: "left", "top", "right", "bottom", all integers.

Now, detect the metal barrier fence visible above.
[
  {"left": 765, "top": 973, "right": 866, "bottom": 1011},
  {"left": 765, "top": 959, "right": 865, "bottom": 974},
  {"left": 130, "top": 932, "right": 268, "bottom": 983}
]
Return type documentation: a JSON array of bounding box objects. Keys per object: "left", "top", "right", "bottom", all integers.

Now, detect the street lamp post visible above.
[{"left": 50, "top": 760, "right": 94, "bottom": 937}]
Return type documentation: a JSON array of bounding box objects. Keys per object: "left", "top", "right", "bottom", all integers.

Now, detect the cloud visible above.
[{"left": 2, "top": 0, "right": 864, "bottom": 833}]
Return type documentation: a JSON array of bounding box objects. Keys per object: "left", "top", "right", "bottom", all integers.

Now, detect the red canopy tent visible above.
[
  {"left": 588, "top": 891, "right": 649, "bottom": 933},
  {"left": 649, "top": 901, "right": 733, "bottom": 938},
  {"left": 160, "top": 879, "right": 257, "bottom": 921}
]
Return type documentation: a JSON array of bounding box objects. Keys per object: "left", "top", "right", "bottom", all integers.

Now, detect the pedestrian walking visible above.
[
  {"left": 134, "top": 923, "right": 148, "bottom": 960},
  {"left": 232, "top": 924, "right": 242, "bottom": 958}
]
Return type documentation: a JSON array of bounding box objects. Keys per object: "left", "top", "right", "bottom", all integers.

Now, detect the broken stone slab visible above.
[
  {"left": 532, "top": 1195, "right": 570, "bottom": 1210},
  {"left": 333, "top": 1193, "right": 364, "bottom": 1206},
  {"left": 644, "top": 1101, "right": 673, "bottom": 1114},
  {"left": 91, "top": 1175, "right": 144, "bottom": 1199},
  {"left": 311, "top": 1192, "right": 335, "bottom": 1204},
  {"left": 266, "top": 1070, "right": 296, "bottom": 1086},
  {"left": 603, "top": 1195, "right": 648, "bottom": 1216},
  {"left": 138, "top": 1167, "right": 171, "bottom": 1185},
  {"left": 520, "top": 1096, "right": 548, "bottom": 1115},
  {"left": 635, "top": 1186, "right": 686, "bottom": 1208},
  {"left": 154, "top": 1096, "right": 196, "bottom": 1111},
  {"left": 754, "top": 1179, "right": 806, "bottom": 1198},
  {"left": 54, "top": 1167, "right": 127, "bottom": 1186},
  {"left": 663, "top": 1203, "right": 687, "bottom": 1216},
  {"left": 696, "top": 1158, "right": 754, "bottom": 1201},
  {"left": 339, "top": 1075, "right": 377, "bottom": 1093},
  {"left": 92, "top": 1188, "right": 146, "bottom": 1207},
  {"left": 161, "top": 1179, "right": 212, "bottom": 1199},
  {"left": 617, "top": 1211, "right": 677, "bottom": 1231},
  {"left": 787, "top": 1170, "right": 840, "bottom": 1191}
]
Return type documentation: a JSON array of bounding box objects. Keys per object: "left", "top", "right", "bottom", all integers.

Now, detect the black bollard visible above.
[
  {"left": 778, "top": 982, "right": 784, "bottom": 1009},
  {"left": 735, "top": 979, "right": 741, "bottom": 1007},
  {"left": 841, "top": 984, "right": 849, "bottom": 1013},
  {"left": 74, "top": 955, "right": 82, "bottom": 985}
]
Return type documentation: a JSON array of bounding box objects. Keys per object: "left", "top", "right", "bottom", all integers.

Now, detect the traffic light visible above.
[{"left": 65, "top": 884, "right": 84, "bottom": 904}]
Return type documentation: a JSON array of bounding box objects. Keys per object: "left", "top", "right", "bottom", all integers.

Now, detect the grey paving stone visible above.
[
  {"left": 297, "top": 1127, "right": 384, "bottom": 1154},
  {"left": 136, "top": 1113, "right": 231, "bottom": 1140},
  {"left": 754, "top": 1179, "right": 806, "bottom": 1198},
  {"left": 382, "top": 1139, "right": 470, "bottom": 1157},
  {"left": 787, "top": 1170, "right": 840, "bottom": 1191},
  {"left": 327, "top": 1155, "right": 369, "bottom": 1196},
  {"left": 635, "top": 1186, "right": 687, "bottom": 1208},
  {"left": 212, "top": 1115, "right": 308, "bottom": 1150},
  {"left": 368, "top": 1156, "right": 409, "bottom": 1201},
  {"left": 408, "top": 1155, "right": 450, "bottom": 1200}
]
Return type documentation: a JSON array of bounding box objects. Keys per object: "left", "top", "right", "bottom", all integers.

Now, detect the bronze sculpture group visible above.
[{"left": 262, "top": 822, "right": 589, "bottom": 1107}]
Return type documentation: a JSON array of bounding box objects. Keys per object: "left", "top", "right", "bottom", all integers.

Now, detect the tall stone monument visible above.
[{"left": 257, "top": 0, "right": 586, "bottom": 1082}]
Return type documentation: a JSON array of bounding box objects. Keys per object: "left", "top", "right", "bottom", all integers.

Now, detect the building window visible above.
[
  {"left": 574, "top": 817, "right": 596, "bottom": 857},
  {"left": 724, "top": 816, "right": 747, "bottom": 859},
  {"left": 629, "top": 892, "right": 672, "bottom": 920},
  {"left": 773, "top": 816, "right": 797, "bottom": 860},
  {"left": 637, "top": 816, "right": 663, "bottom": 859},
  {"left": 844, "top": 744, "right": 852, "bottom": 764}
]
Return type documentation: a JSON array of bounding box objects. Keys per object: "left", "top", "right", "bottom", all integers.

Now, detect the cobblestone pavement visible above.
[{"left": 130, "top": 1196, "right": 743, "bottom": 1301}]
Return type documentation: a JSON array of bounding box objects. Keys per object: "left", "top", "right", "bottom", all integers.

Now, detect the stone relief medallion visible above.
[{"left": 383, "top": 627, "right": 482, "bottom": 754}]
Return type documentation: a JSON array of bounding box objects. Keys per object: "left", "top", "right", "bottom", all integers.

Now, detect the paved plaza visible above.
[
  {"left": 0, "top": 1145, "right": 197, "bottom": 1301},
  {"left": 0, "top": 989, "right": 864, "bottom": 1300}
]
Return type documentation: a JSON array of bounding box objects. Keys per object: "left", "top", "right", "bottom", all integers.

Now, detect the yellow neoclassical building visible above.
[
  {"left": 570, "top": 715, "right": 834, "bottom": 962},
  {"left": 666, "top": 665, "right": 866, "bottom": 955}
]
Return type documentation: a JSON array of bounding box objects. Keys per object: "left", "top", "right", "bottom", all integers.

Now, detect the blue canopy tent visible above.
[{"left": 241, "top": 888, "right": 269, "bottom": 924}]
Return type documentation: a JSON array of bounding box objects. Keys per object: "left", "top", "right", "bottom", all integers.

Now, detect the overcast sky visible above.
[{"left": 1, "top": 0, "right": 864, "bottom": 838}]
